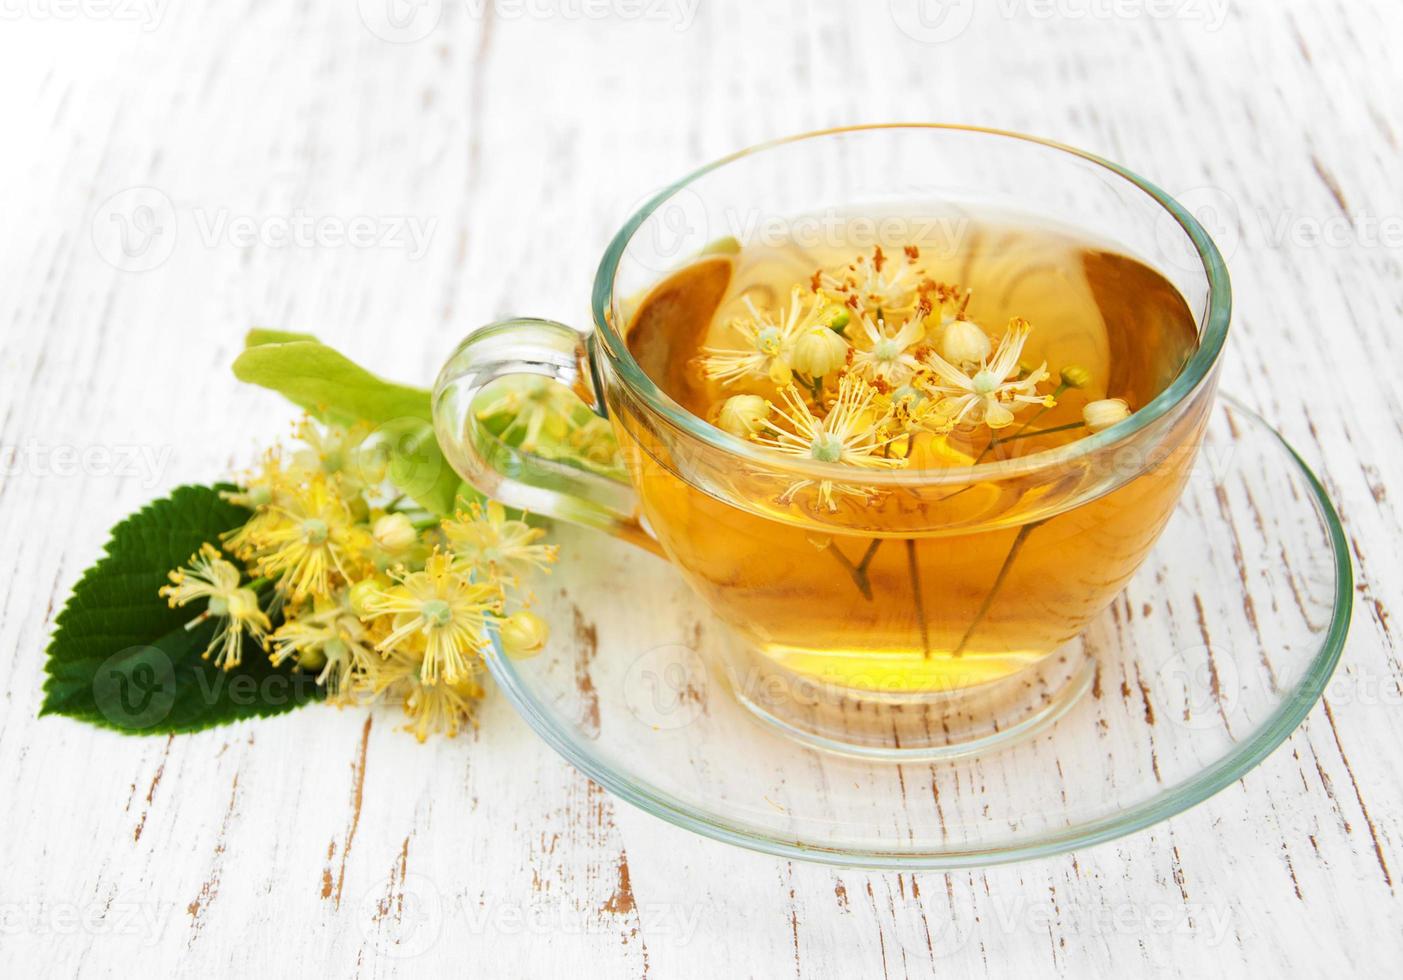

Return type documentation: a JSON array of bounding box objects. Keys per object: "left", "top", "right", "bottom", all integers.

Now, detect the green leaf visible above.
[
  {"left": 378, "top": 417, "right": 462, "bottom": 516},
  {"left": 245, "top": 327, "right": 319, "bottom": 347},
  {"left": 41, "top": 485, "right": 322, "bottom": 734},
  {"left": 233, "top": 333, "right": 471, "bottom": 515},
  {"left": 233, "top": 339, "right": 431, "bottom": 424}
]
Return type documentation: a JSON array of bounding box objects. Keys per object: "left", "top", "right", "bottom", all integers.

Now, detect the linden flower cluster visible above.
[
  {"left": 159, "top": 418, "right": 556, "bottom": 742},
  {"left": 699, "top": 246, "right": 1133, "bottom": 511}
]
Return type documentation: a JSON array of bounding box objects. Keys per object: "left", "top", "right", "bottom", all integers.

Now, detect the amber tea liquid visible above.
[{"left": 611, "top": 210, "right": 1201, "bottom": 694}]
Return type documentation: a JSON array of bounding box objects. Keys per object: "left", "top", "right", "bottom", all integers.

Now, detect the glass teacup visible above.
[{"left": 433, "top": 125, "right": 1230, "bottom": 758}]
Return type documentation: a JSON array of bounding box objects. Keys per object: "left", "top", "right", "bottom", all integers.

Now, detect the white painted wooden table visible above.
[{"left": 2, "top": 0, "right": 1400, "bottom": 974}]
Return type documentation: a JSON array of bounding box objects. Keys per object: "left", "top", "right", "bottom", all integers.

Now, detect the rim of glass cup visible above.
[
  {"left": 483, "top": 397, "right": 1351, "bottom": 869},
  {"left": 590, "top": 123, "right": 1233, "bottom": 487}
]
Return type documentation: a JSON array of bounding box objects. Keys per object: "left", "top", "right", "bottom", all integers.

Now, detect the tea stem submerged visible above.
[
  {"left": 953, "top": 519, "right": 1045, "bottom": 657},
  {"left": 826, "top": 542, "right": 873, "bottom": 601},
  {"left": 905, "top": 538, "right": 931, "bottom": 659}
]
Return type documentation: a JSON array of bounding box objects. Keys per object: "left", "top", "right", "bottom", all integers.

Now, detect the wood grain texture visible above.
[{"left": 1, "top": 0, "right": 1400, "bottom": 975}]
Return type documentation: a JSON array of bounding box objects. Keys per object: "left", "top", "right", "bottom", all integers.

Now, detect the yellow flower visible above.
[
  {"left": 221, "top": 450, "right": 286, "bottom": 511},
  {"left": 356, "top": 643, "right": 482, "bottom": 742},
  {"left": 362, "top": 550, "right": 501, "bottom": 685},
  {"left": 818, "top": 245, "right": 924, "bottom": 317},
  {"left": 270, "top": 594, "right": 378, "bottom": 699},
  {"left": 443, "top": 500, "right": 557, "bottom": 586},
  {"left": 940, "top": 318, "right": 992, "bottom": 367},
  {"left": 565, "top": 415, "right": 624, "bottom": 475},
  {"left": 160, "top": 543, "right": 270, "bottom": 670},
  {"left": 371, "top": 513, "right": 419, "bottom": 555},
  {"left": 474, "top": 378, "right": 575, "bottom": 453},
  {"left": 403, "top": 675, "right": 483, "bottom": 742},
  {"left": 292, "top": 418, "right": 387, "bottom": 498},
  {"left": 243, "top": 478, "right": 370, "bottom": 601},
  {"left": 1059, "top": 364, "right": 1092, "bottom": 390},
  {"left": 697, "top": 287, "right": 823, "bottom": 387},
  {"left": 1083, "top": 397, "right": 1132, "bottom": 432},
  {"left": 876, "top": 384, "right": 952, "bottom": 437},
  {"left": 716, "top": 394, "right": 770, "bottom": 437},
  {"left": 848, "top": 309, "right": 928, "bottom": 385},
  {"left": 920, "top": 319, "right": 1052, "bottom": 430},
  {"left": 790, "top": 323, "right": 850, "bottom": 378},
  {"left": 497, "top": 609, "right": 549, "bottom": 658},
  {"left": 755, "top": 376, "right": 907, "bottom": 511}
]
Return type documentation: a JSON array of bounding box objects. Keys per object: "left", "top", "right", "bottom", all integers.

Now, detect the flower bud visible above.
[
  {"left": 372, "top": 513, "right": 418, "bottom": 554},
  {"left": 498, "top": 610, "right": 548, "bottom": 658},
  {"left": 1059, "top": 364, "right": 1092, "bottom": 389},
  {"left": 941, "top": 319, "right": 992, "bottom": 366},
  {"left": 348, "top": 576, "right": 387, "bottom": 617},
  {"left": 820, "top": 304, "right": 851, "bottom": 332},
  {"left": 1083, "top": 398, "right": 1132, "bottom": 432},
  {"left": 791, "top": 327, "right": 849, "bottom": 378},
  {"left": 717, "top": 395, "right": 770, "bottom": 437},
  {"left": 298, "top": 644, "right": 329, "bottom": 671}
]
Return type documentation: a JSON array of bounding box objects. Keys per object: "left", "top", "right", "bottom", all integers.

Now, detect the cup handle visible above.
[{"left": 432, "top": 317, "right": 663, "bottom": 556}]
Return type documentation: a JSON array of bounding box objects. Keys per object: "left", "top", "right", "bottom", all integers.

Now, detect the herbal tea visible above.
[{"left": 612, "top": 210, "right": 1201, "bottom": 693}]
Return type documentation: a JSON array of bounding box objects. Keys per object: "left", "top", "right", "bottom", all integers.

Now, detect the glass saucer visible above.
[{"left": 483, "top": 395, "right": 1351, "bottom": 869}]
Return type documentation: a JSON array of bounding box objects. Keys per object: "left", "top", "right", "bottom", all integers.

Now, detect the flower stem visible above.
[
  {"left": 826, "top": 543, "right": 873, "bottom": 601},
  {"left": 973, "top": 380, "right": 1071, "bottom": 465},
  {"left": 905, "top": 538, "right": 931, "bottom": 659},
  {"left": 988, "top": 420, "right": 1087, "bottom": 446},
  {"left": 936, "top": 384, "right": 1077, "bottom": 506},
  {"left": 953, "top": 519, "right": 1044, "bottom": 657}
]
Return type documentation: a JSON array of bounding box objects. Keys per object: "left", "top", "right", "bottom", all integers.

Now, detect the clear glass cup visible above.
[{"left": 433, "top": 125, "right": 1231, "bottom": 758}]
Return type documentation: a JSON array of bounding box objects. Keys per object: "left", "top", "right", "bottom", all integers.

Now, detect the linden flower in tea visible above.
[
  {"left": 699, "top": 287, "right": 831, "bottom": 386},
  {"left": 817, "top": 244, "right": 926, "bottom": 316},
  {"left": 756, "top": 375, "right": 907, "bottom": 510},
  {"left": 848, "top": 307, "right": 929, "bottom": 386},
  {"left": 921, "top": 318, "right": 1054, "bottom": 429},
  {"left": 693, "top": 246, "right": 1086, "bottom": 510}
]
